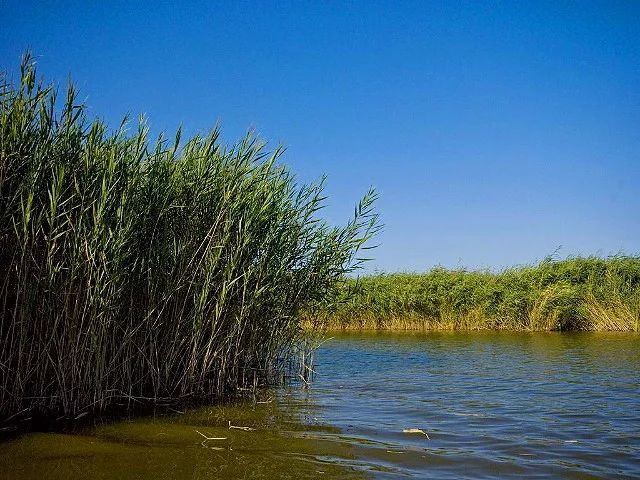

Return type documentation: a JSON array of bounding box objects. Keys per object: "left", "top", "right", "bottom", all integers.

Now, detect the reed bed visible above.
[
  {"left": 0, "top": 56, "right": 379, "bottom": 422},
  {"left": 310, "top": 256, "right": 640, "bottom": 332}
]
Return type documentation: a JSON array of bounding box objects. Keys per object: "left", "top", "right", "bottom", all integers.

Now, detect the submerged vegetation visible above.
[
  {"left": 0, "top": 56, "right": 379, "bottom": 421},
  {"left": 312, "top": 256, "right": 640, "bottom": 332}
]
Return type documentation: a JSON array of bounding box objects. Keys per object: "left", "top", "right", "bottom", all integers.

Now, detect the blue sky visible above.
[{"left": 1, "top": 1, "right": 638, "bottom": 272}]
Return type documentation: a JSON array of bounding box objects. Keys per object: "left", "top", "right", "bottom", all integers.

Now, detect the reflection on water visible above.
[{"left": 1, "top": 332, "right": 639, "bottom": 479}]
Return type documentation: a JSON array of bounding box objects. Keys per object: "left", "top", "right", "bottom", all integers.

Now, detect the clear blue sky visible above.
[{"left": 2, "top": 1, "right": 638, "bottom": 272}]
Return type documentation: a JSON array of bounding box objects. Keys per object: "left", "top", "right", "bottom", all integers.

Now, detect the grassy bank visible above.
[
  {"left": 309, "top": 256, "right": 640, "bottom": 331},
  {"left": 0, "top": 56, "right": 378, "bottom": 422}
]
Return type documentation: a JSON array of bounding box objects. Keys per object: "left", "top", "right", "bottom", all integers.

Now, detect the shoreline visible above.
[{"left": 303, "top": 316, "right": 639, "bottom": 332}]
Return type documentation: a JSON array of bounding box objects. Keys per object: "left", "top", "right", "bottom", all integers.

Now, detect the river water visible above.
[{"left": 1, "top": 332, "right": 639, "bottom": 479}]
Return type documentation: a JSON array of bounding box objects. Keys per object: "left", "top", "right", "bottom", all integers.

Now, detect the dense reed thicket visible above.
[
  {"left": 312, "top": 256, "right": 640, "bottom": 331},
  {"left": 0, "top": 57, "right": 379, "bottom": 421}
]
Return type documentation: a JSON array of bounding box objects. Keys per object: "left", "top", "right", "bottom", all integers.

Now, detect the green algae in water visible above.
[{"left": 0, "top": 396, "right": 367, "bottom": 480}]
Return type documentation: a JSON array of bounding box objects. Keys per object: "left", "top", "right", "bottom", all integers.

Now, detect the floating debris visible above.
[
  {"left": 402, "top": 428, "right": 430, "bottom": 439},
  {"left": 229, "top": 420, "right": 255, "bottom": 431},
  {"left": 195, "top": 430, "right": 228, "bottom": 447}
]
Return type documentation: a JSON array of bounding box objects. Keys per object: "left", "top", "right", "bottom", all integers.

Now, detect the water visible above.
[{"left": 1, "top": 332, "right": 639, "bottom": 479}]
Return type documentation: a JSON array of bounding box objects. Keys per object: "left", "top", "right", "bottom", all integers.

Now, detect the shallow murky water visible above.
[{"left": 1, "top": 332, "right": 639, "bottom": 479}]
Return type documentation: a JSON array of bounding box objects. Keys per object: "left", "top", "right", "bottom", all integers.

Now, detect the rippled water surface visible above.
[{"left": 1, "top": 332, "right": 639, "bottom": 479}]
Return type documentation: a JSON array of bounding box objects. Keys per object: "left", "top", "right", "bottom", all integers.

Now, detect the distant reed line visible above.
[
  {"left": 0, "top": 55, "right": 379, "bottom": 421},
  {"left": 309, "top": 256, "right": 640, "bottom": 331}
]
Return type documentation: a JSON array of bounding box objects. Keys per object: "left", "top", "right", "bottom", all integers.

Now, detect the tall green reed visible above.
[
  {"left": 0, "top": 55, "right": 379, "bottom": 420},
  {"left": 314, "top": 256, "right": 640, "bottom": 331}
]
